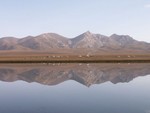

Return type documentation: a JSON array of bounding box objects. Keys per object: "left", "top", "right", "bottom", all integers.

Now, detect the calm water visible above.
[{"left": 0, "top": 63, "right": 150, "bottom": 113}]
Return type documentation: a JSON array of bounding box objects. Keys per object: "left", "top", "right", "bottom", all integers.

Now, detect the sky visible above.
[{"left": 0, "top": 0, "right": 150, "bottom": 42}]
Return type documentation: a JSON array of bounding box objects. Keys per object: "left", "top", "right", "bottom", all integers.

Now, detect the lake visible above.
[{"left": 0, "top": 63, "right": 150, "bottom": 113}]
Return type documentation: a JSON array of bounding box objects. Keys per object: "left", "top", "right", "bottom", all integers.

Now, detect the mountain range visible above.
[
  {"left": 0, "top": 31, "right": 150, "bottom": 53},
  {"left": 0, "top": 63, "right": 150, "bottom": 87}
]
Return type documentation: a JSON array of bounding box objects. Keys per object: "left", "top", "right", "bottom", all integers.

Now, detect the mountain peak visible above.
[
  {"left": 82, "top": 31, "right": 93, "bottom": 36},
  {"left": 84, "top": 30, "right": 91, "bottom": 34},
  {"left": 111, "top": 34, "right": 132, "bottom": 39},
  {"left": 0, "top": 32, "right": 149, "bottom": 52},
  {"left": 110, "top": 34, "right": 134, "bottom": 41},
  {"left": 37, "top": 33, "right": 59, "bottom": 38},
  {"left": 72, "top": 31, "right": 93, "bottom": 41}
]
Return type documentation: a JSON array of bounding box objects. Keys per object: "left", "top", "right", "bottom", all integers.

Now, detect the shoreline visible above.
[{"left": 0, "top": 54, "right": 150, "bottom": 63}]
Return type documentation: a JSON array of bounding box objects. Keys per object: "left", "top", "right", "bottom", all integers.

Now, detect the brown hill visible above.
[{"left": 0, "top": 31, "right": 150, "bottom": 54}]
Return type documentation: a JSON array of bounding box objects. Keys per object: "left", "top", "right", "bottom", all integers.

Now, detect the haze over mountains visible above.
[{"left": 0, "top": 31, "right": 150, "bottom": 53}]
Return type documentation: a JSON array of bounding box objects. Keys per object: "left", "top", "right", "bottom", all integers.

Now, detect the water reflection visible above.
[
  {"left": 1, "top": 63, "right": 150, "bottom": 113},
  {"left": 0, "top": 63, "right": 150, "bottom": 87}
]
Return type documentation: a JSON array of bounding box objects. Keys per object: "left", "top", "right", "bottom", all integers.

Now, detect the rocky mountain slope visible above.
[{"left": 0, "top": 31, "right": 150, "bottom": 53}]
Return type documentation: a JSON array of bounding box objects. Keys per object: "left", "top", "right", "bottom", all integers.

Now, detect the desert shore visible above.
[{"left": 0, "top": 52, "right": 150, "bottom": 63}]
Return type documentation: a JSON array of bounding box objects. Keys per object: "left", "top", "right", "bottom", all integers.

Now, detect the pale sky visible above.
[{"left": 0, "top": 0, "right": 150, "bottom": 42}]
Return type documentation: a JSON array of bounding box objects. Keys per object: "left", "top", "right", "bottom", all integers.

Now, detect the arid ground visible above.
[{"left": 0, "top": 51, "right": 150, "bottom": 63}]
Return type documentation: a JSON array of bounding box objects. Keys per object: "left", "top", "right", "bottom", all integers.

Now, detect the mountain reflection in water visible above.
[{"left": 0, "top": 63, "right": 150, "bottom": 87}]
